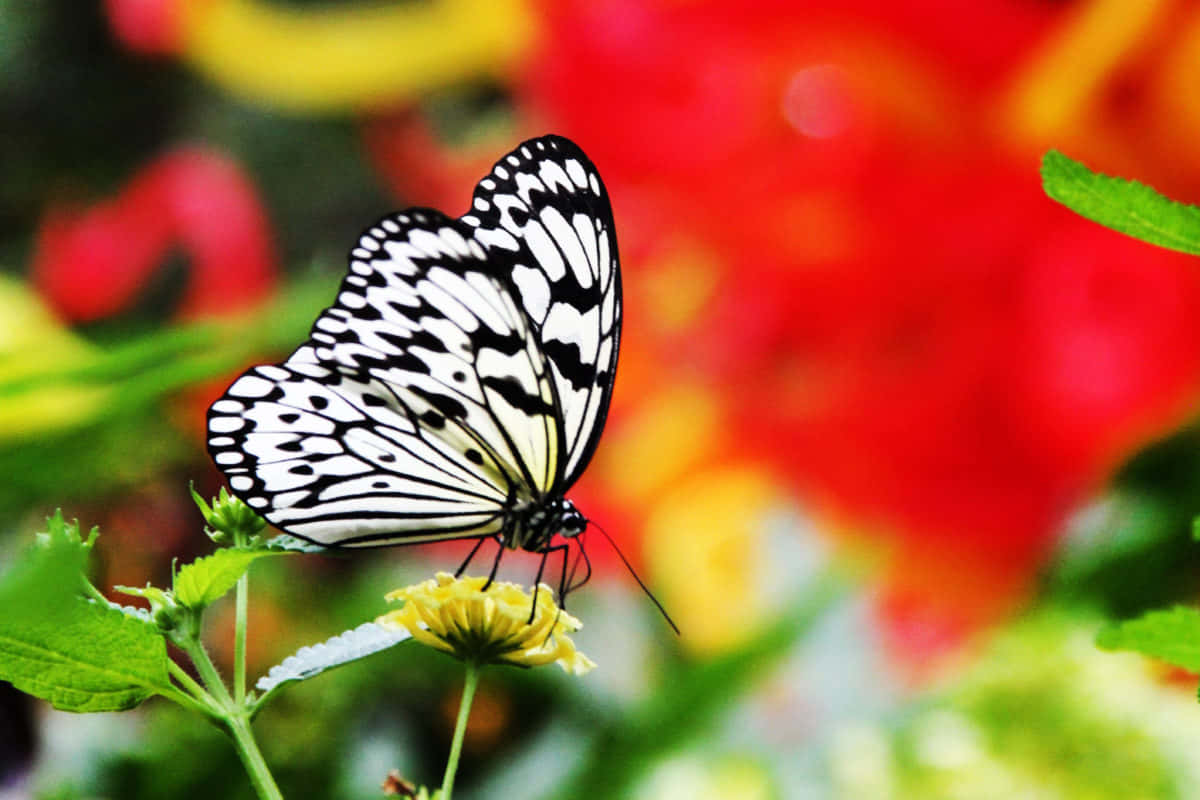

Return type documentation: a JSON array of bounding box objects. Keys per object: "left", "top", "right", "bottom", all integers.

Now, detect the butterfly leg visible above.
[
  {"left": 481, "top": 532, "right": 508, "bottom": 592},
  {"left": 529, "top": 542, "right": 560, "bottom": 622},
  {"left": 529, "top": 541, "right": 569, "bottom": 624},
  {"left": 454, "top": 536, "right": 490, "bottom": 579},
  {"left": 566, "top": 537, "right": 593, "bottom": 595}
]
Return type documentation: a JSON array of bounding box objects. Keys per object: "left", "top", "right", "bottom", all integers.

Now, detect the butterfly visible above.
[{"left": 206, "top": 134, "right": 624, "bottom": 601}]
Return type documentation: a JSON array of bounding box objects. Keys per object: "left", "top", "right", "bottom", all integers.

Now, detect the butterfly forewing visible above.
[
  {"left": 210, "top": 211, "right": 563, "bottom": 545},
  {"left": 464, "top": 135, "right": 621, "bottom": 487},
  {"left": 207, "top": 135, "right": 620, "bottom": 549},
  {"left": 324, "top": 211, "right": 561, "bottom": 495}
]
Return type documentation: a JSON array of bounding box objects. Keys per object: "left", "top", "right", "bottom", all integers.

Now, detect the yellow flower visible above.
[
  {"left": 0, "top": 276, "right": 110, "bottom": 441},
  {"left": 378, "top": 573, "right": 595, "bottom": 675},
  {"left": 177, "top": 0, "right": 538, "bottom": 112}
]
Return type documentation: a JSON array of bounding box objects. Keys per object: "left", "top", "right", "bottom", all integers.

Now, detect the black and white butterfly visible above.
[{"left": 206, "top": 134, "right": 623, "bottom": 600}]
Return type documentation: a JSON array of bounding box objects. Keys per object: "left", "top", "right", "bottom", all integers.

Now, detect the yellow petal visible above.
[{"left": 180, "top": 0, "right": 538, "bottom": 112}]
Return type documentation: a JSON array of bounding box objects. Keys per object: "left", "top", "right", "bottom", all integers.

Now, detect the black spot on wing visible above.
[
  {"left": 508, "top": 206, "right": 530, "bottom": 226},
  {"left": 409, "top": 385, "right": 469, "bottom": 421},
  {"left": 409, "top": 329, "right": 451, "bottom": 353},
  {"left": 420, "top": 410, "right": 446, "bottom": 429},
  {"left": 470, "top": 325, "right": 526, "bottom": 357},
  {"left": 353, "top": 304, "right": 383, "bottom": 322},
  {"left": 481, "top": 375, "right": 555, "bottom": 415},
  {"left": 540, "top": 339, "right": 594, "bottom": 391}
]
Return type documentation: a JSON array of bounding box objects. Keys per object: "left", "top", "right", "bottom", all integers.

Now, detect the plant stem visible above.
[
  {"left": 80, "top": 579, "right": 110, "bottom": 606},
  {"left": 227, "top": 715, "right": 285, "bottom": 800},
  {"left": 235, "top": 572, "right": 248, "bottom": 703},
  {"left": 159, "top": 684, "right": 219, "bottom": 718},
  {"left": 182, "top": 637, "right": 235, "bottom": 708},
  {"left": 181, "top": 637, "right": 283, "bottom": 800},
  {"left": 440, "top": 663, "right": 480, "bottom": 800},
  {"left": 167, "top": 659, "right": 220, "bottom": 712}
]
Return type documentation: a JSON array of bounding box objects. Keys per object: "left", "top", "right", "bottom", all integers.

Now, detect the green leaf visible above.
[
  {"left": 0, "top": 524, "right": 174, "bottom": 712},
  {"left": 1096, "top": 606, "right": 1200, "bottom": 671},
  {"left": 255, "top": 621, "right": 411, "bottom": 698},
  {"left": 0, "top": 600, "right": 174, "bottom": 712},
  {"left": 1041, "top": 150, "right": 1200, "bottom": 256},
  {"left": 174, "top": 549, "right": 290, "bottom": 609},
  {"left": 36, "top": 509, "right": 99, "bottom": 552}
]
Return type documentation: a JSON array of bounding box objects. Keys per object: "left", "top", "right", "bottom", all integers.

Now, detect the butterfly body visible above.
[
  {"left": 506, "top": 496, "right": 586, "bottom": 552},
  {"left": 207, "top": 135, "right": 619, "bottom": 572}
]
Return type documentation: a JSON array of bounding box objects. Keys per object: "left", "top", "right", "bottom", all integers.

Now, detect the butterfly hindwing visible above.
[
  {"left": 464, "top": 135, "right": 621, "bottom": 488},
  {"left": 208, "top": 362, "right": 508, "bottom": 545}
]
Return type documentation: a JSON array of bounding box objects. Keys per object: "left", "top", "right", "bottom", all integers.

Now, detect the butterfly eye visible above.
[{"left": 560, "top": 512, "right": 586, "bottom": 538}]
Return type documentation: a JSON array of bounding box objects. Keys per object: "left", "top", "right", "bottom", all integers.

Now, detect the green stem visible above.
[
  {"left": 80, "top": 578, "right": 110, "bottom": 606},
  {"left": 182, "top": 637, "right": 235, "bottom": 707},
  {"left": 159, "top": 684, "right": 219, "bottom": 718},
  {"left": 440, "top": 663, "right": 480, "bottom": 800},
  {"left": 227, "top": 716, "right": 285, "bottom": 800},
  {"left": 235, "top": 572, "right": 248, "bottom": 703},
  {"left": 181, "top": 637, "right": 283, "bottom": 800},
  {"left": 167, "top": 659, "right": 220, "bottom": 713}
]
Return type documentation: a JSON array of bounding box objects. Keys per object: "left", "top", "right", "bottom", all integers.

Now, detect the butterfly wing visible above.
[
  {"left": 208, "top": 210, "right": 564, "bottom": 546},
  {"left": 463, "top": 135, "right": 621, "bottom": 489}
]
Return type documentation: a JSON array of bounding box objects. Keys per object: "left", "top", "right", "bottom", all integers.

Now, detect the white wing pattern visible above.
[
  {"left": 463, "top": 136, "right": 621, "bottom": 486},
  {"left": 207, "top": 135, "right": 620, "bottom": 549}
]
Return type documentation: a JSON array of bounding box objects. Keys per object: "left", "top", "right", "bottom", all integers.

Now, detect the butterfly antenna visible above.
[{"left": 589, "top": 521, "right": 680, "bottom": 635}]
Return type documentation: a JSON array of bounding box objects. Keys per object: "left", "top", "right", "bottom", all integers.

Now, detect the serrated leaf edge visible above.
[{"left": 256, "top": 622, "right": 411, "bottom": 693}]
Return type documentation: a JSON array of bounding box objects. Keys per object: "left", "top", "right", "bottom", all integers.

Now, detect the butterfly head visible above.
[
  {"left": 510, "top": 497, "right": 587, "bottom": 551},
  {"left": 558, "top": 500, "right": 587, "bottom": 539}
]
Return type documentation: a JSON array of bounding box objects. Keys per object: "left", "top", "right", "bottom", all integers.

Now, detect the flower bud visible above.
[{"left": 191, "top": 485, "right": 267, "bottom": 546}]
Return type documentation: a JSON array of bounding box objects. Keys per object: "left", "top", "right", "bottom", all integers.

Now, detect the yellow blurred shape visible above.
[
  {"left": 1000, "top": 0, "right": 1168, "bottom": 145},
  {"left": 635, "top": 754, "right": 775, "bottom": 800},
  {"left": 830, "top": 723, "right": 896, "bottom": 799},
  {"left": 0, "top": 277, "right": 109, "bottom": 441},
  {"left": 644, "top": 465, "right": 780, "bottom": 655},
  {"left": 639, "top": 242, "right": 720, "bottom": 334},
  {"left": 180, "top": 0, "right": 538, "bottom": 112},
  {"left": 1150, "top": 12, "right": 1200, "bottom": 159},
  {"left": 598, "top": 383, "right": 722, "bottom": 505},
  {"left": 835, "top": 37, "right": 965, "bottom": 146}
]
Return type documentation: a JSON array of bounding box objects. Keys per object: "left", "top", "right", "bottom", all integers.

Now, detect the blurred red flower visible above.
[
  {"left": 103, "top": 0, "right": 189, "bottom": 55},
  {"left": 514, "top": 0, "right": 1200, "bottom": 649},
  {"left": 724, "top": 162, "right": 1200, "bottom": 634},
  {"left": 360, "top": 111, "right": 498, "bottom": 210},
  {"left": 32, "top": 147, "right": 277, "bottom": 323}
]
